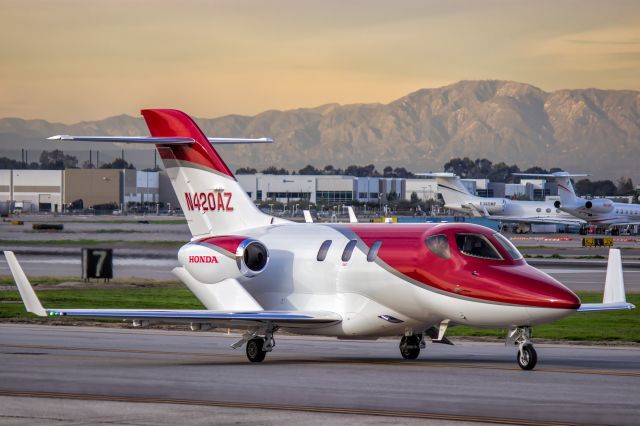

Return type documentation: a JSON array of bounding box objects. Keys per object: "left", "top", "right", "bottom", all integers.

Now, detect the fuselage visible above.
[
  {"left": 447, "top": 197, "right": 579, "bottom": 223},
  {"left": 562, "top": 201, "right": 640, "bottom": 225},
  {"left": 179, "top": 222, "right": 580, "bottom": 337}
]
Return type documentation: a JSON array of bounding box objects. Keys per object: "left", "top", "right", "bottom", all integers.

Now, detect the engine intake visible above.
[
  {"left": 583, "top": 198, "right": 614, "bottom": 214},
  {"left": 236, "top": 239, "right": 269, "bottom": 277}
]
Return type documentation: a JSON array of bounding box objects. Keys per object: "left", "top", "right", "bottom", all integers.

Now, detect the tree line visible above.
[
  {"left": 0, "top": 150, "right": 135, "bottom": 170},
  {"left": 1, "top": 151, "right": 636, "bottom": 197}
]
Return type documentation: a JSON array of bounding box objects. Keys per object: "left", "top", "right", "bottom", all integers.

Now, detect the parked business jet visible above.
[
  {"left": 421, "top": 173, "right": 584, "bottom": 229},
  {"left": 4, "top": 110, "right": 633, "bottom": 370},
  {"left": 516, "top": 172, "right": 640, "bottom": 226}
]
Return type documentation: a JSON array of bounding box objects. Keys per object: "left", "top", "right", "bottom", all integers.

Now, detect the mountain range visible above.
[{"left": 1, "top": 80, "right": 639, "bottom": 180}]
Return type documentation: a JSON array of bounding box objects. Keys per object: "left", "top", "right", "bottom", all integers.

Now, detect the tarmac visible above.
[{"left": 0, "top": 324, "right": 638, "bottom": 425}]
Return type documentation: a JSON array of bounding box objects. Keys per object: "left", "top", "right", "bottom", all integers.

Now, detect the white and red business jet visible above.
[{"left": 5, "top": 109, "right": 634, "bottom": 370}]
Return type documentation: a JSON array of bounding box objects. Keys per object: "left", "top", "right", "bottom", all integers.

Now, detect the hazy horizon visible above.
[{"left": 2, "top": 0, "right": 639, "bottom": 123}]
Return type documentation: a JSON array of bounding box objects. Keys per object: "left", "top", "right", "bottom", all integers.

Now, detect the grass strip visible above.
[
  {"left": 0, "top": 285, "right": 637, "bottom": 342},
  {"left": 0, "top": 239, "right": 184, "bottom": 248}
]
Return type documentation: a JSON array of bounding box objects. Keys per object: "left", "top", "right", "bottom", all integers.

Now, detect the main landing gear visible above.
[
  {"left": 232, "top": 325, "right": 277, "bottom": 363},
  {"left": 507, "top": 326, "right": 538, "bottom": 370},
  {"left": 399, "top": 334, "right": 424, "bottom": 359}
]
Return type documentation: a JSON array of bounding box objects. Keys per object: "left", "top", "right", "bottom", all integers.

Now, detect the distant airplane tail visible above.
[
  {"left": 514, "top": 172, "right": 587, "bottom": 208},
  {"left": 417, "top": 173, "right": 478, "bottom": 208}
]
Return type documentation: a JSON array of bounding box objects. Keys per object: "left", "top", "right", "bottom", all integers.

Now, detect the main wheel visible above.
[
  {"left": 246, "top": 337, "right": 267, "bottom": 363},
  {"left": 399, "top": 336, "right": 420, "bottom": 360},
  {"left": 517, "top": 344, "right": 537, "bottom": 370}
]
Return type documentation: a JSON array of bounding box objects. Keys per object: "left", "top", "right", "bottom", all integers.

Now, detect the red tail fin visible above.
[{"left": 141, "top": 109, "right": 234, "bottom": 178}]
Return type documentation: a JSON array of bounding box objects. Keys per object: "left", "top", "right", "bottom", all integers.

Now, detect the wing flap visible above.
[{"left": 45, "top": 308, "right": 342, "bottom": 328}]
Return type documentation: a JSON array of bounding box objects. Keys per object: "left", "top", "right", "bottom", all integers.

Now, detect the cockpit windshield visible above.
[
  {"left": 425, "top": 234, "right": 451, "bottom": 259},
  {"left": 455, "top": 234, "right": 503, "bottom": 260},
  {"left": 493, "top": 232, "right": 523, "bottom": 260}
]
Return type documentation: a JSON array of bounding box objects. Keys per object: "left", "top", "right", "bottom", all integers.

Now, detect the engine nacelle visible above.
[
  {"left": 179, "top": 236, "right": 269, "bottom": 284},
  {"left": 584, "top": 198, "right": 614, "bottom": 214}
]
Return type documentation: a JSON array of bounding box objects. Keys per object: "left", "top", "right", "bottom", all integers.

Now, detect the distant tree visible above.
[
  {"left": 322, "top": 165, "right": 338, "bottom": 175},
  {"left": 100, "top": 158, "right": 135, "bottom": 169},
  {"left": 522, "top": 166, "right": 549, "bottom": 175},
  {"left": 142, "top": 166, "right": 161, "bottom": 172},
  {"left": 616, "top": 177, "right": 635, "bottom": 195},
  {"left": 575, "top": 179, "right": 617, "bottom": 196},
  {"left": 0, "top": 157, "right": 38, "bottom": 169},
  {"left": 298, "top": 164, "right": 322, "bottom": 175},
  {"left": 383, "top": 166, "right": 394, "bottom": 177},
  {"left": 261, "top": 166, "right": 289, "bottom": 175},
  {"left": 444, "top": 157, "right": 476, "bottom": 178},
  {"left": 236, "top": 167, "right": 257, "bottom": 174},
  {"left": 474, "top": 158, "right": 493, "bottom": 177},
  {"left": 344, "top": 164, "right": 377, "bottom": 177},
  {"left": 82, "top": 160, "right": 95, "bottom": 169},
  {"left": 393, "top": 167, "right": 414, "bottom": 178},
  {"left": 487, "top": 162, "right": 520, "bottom": 183},
  {"left": 39, "top": 150, "right": 78, "bottom": 169}
]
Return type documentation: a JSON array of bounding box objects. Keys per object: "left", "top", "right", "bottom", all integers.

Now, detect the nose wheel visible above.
[
  {"left": 507, "top": 327, "right": 538, "bottom": 370},
  {"left": 399, "top": 334, "right": 422, "bottom": 359},
  {"left": 517, "top": 343, "right": 537, "bottom": 370}
]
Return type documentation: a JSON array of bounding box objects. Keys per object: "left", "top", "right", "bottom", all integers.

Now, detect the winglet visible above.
[
  {"left": 578, "top": 249, "right": 635, "bottom": 312},
  {"left": 604, "top": 249, "right": 626, "bottom": 304},
  {"left": 3, "top": 251, "right": 47, "bottom": 316},
  {"left": 303, "top": 210, "right": 313, "bottom": 223},
  {"left": 347, "top": 206, "right": 358, "bottom": 223}
]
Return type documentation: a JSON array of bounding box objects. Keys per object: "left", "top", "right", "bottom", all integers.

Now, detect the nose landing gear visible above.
[{"left": 507, "top": 326, "right": 538, "bottom": 370}]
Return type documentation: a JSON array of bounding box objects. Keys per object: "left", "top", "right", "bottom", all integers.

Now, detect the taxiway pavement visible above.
[{"left": 0, "top": 324, "right": 638, "bottom": 425}]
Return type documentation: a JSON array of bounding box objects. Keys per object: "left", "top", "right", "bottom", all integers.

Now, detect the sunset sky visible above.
[{"left": 1, "top": 0, "right": 639, "bottom": 122}]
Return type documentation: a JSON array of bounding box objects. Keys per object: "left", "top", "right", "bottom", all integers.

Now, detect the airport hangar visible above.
[{"left": 0, "top": 168, "right": 559, "bottom": 213}]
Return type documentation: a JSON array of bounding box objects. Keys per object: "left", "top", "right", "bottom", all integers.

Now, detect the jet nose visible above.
[{"left": 525, "top": 268, "right": 581, "bottom": 309}]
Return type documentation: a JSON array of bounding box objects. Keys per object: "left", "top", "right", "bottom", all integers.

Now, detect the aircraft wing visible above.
[
  {"left": 42, "top": 309, "right": 341, "bottom": 328},
  {"left": 4, "top": 251, "right": 340, "bottom": 329},
  {"left": 488, "top": 215, "right": 585, "bottom": 225}
]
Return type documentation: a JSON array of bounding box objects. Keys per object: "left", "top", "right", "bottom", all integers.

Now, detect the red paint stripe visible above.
[
  {"left": 196, "top": 235, "right": 247, "bottom": 255},
  {"left": 141, "top": 109, "right": 234, "bottom": 178}
]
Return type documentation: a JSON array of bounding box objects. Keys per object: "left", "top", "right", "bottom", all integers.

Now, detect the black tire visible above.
[
  {"left": 246, "top": 337, "right": 266, "bottom": 363},
  {"left": 399, "top": 336, "right": 420, "bottom": 360},
  {"left": 517, "top": 344, "right": 537, "bottom": 370}
]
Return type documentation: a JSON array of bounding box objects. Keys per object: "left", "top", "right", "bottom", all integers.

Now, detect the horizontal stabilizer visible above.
[
  {"left": 48, "top": 135, "right": 195, "bottom": 144},
  {"left": 578, "top": 249, "right": 636, "bottom": 312},
  {"left": 513, "top": 172, "right": 590, "bottom": 178},
  {"left": 48, "top": 135, "right": 272, "bottom": 145},
  {"left": 415, "top": 172, "right": 457, "bottom": 178}
]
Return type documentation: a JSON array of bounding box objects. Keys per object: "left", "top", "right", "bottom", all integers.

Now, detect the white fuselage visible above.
[{"left": 179, "top": 223, "right": 573, "bottom": 338}]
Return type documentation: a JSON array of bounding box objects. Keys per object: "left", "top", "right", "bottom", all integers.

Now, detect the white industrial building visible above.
[
  {"left": 0, "top": 169, "right": 160, "bottom": 212},
  {"left": 236, "top": 174, "right": 404, "bottom": 204},
  {"left": 0, "top": 169, "right": 64, "bottom": 212}
]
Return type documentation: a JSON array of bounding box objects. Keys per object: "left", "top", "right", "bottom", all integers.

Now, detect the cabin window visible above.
[
  {"left": 317, "top": 240, "right": 332, "bottom": 261},
  {"left": 536, "top": 208, "right": 542, "bottom": 213},
  {"left": 455, "top": 234, "right": 503, "bottom": 260},
  {"left": 493, "top": 232, "right": 523, "bottom": 260},
  {"left": 341, "top": 240, "right": 357, "bottom": 262},
  {"left": 546, "top": 208, "right": 551, "bottom": 213},
  {"left": 367, "top": 240, "right": 382, "bottom": 262},
  {"left": 425, "top": 234, "right": 451, "bottom": 259}
]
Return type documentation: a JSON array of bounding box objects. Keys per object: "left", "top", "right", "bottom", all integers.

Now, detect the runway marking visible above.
[
  {"left": 3, "top": 343, "right": 639, "bottom": 378},
  {"left": 0, "top": 389, "right": 577, "bottom": 426}
]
